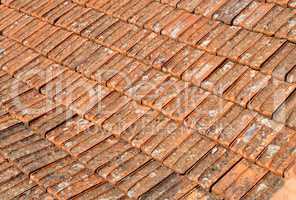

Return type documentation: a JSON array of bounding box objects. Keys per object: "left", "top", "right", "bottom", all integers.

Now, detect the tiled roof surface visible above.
[{"left": 0, "top": 0, "right": 295, "bottom": 199}]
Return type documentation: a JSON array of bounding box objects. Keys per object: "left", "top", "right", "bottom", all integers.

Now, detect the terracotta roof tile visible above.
[
  {"left": 0, "top": 165, "right": 54, "bottom": 200},
  {"left": 57, "top": 0, "right": 294, "bottom": 80},
  {"left": 23, "top": 24, "right": 58, "bottom": 48},
  {"left": 193, "top": 150, "right": 241, "bottom": 188},
  {"left": 13, "top": 19, "right": 46, "bottom": 42},
  {"left": 48, "top": 34, "right": 87, "bottom": 63},
  {"left": 193, "top": 0, "right": 229, "bottom": 17},
  {"left": 234, "top": 1, "right": 274, "bottom": 29},
  {"left": 167, "top": 135, "right": 216, "bottom": 173},
  {"left": 0, "top": 0, "right": 295, "bottom": 199},
  {"left": 212, "top": 0, "right": 252, "bottom": 25},
  {"left": 180, "top": 186, "right": 219, "bottom": 200},
  {"left": 243, "top": 172, "right": 284, "bottom": 200},
  {"left": 139, "top": 173, "right": 197, "bottom": 200},
  {"left": 132, "top": 114, "right": 173, "bottom": 148},
  {"left": 212, "top": 159, "right": 268, "bottom": 199},
  {"left": 73, "top": 182, "right": 129, "bottom": 200},
  {"left": 42, "top": 1, "right": 76, "bottom": 24}
]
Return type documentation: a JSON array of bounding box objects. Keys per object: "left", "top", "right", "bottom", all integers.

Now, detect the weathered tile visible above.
[
  {"left": 139, "top": 173, "right": 196, "bottom": 200},
  {"left": 212, "top": 0, "right": 252, "bottom": 25}
]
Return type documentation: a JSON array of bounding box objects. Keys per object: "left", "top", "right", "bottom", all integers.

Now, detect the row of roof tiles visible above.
[
  {"left": 77, "top": 0, "right": 296, "bottom": 77},
  {"left": 0, "top": 117, "right": 133, "bottom": 200},
  {"left": 1, "top": 5, "right": 296, "bottom": 131},
  {"left": 0, "top": 0, "right": 295, "bottom": 199},
  {"left": 158, "top": 0, "right": 296, "bottom": 11},
  {"left": 2, "top": 0, "right": 296, "bottom": 85},
  {"left": 0, "top": 72, "right": 286, "bottom": 200},
  {"left": 0, "top": 154, "right": 55, "bottom": 199},
  {"left": 73, "top": 0, "right": 296, "bottom": 10},
  {"left": 70, "top": 0, "right": 296, "bottom": 41},
  {"left": 0, "top": 5, "right": 296, "bottom": 175},
  {"left": 159, "top": 0, "right": 296, "bottom": 31},
  {"left": 3, "top": 63, "right": 294, "bottom": 177},
  {"left": 262, "top": 0, "right": 296, "bottom": 8},
  {"left": 0, "top": 25, "right": 289, "bottom": 188},
  {"left": 0, "top": 77, "right": 217, "bottom": 199},
  {"left": 1, "top": 1, "right": 296, "bottom": 82}
]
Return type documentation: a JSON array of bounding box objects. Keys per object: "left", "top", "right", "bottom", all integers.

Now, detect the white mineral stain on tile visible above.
[
  {"left": 223, "top": 62, "right": 233, "bottom": 70},
  {"left": 242, "top": 124, "right": 258, "bottom": 143},
  {"left": 153, "top": 22, "right": 161, "bottom": 32},
  {"left": 288, "top": 18, "right": 296, "bottom": 27},
  {"left": 290, "top": 1, "right": 296, "bottom": 6},
  {"left": 154, "top": 55, "right": 167, "bottom": 65},
  {"left": 135, "top": 109, "right": 146, "bottom": 115},
  {"left": 56, "top": 182, "right": 70, "bottom": 192},
  {"left": 127, "top": 190, "right": 135, "bottom": 197},
  {"left": 200, "top": 38, "right": 211, "bottom": 47},
  {"left": 290, "top": 29, "right": 296, "bottom": 36},
  {"left": 256, "top": 183, "right": 268, "bottom": 192},
  {"left": 142, "top": 75, "right": 149, "bottom": 81},
  {"left": 266, "top": 144, "right": 280, "bottom": 157},
  {"left": 110, "top": 172, "right": 121, "bottom": 181},
  {"left": 170, "top": 24, "right": 182, "bottom": 39},
  {"left": 208, "top": 110, "right": 218, "bottom": 117},
  {"left": 149, "top": 172, "right": 157, "bottom": 177},
  {"left": 64, "top": 141, "right": 73, "bottom": 148},
  {"left": 0, "top": 48, "right": 5, "bottom": 55},
  {"left": 211, "top": 147, "right": 218, "bottom": 154}
]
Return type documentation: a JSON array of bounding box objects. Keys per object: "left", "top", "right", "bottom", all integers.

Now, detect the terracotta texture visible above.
[{"left": 0, "top": 0, "right": 295, "bottom": 199}]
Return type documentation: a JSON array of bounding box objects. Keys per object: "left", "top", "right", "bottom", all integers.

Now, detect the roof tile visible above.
[
  {"left": 235, "top": 2, "right": 274, "bottom": 29},
  {"left": 195, "top": 150, "right": 241, "bottom": 188},
  {"left": 48, "top": 33, "right": 87, "bottom": 63},
  {"left": 0, "top": 1, "right": 295, "bottom": 198},
  {"left": 42, "top": 1, "right": 76, "bottom": 24},
  {"left": 184, "top": 53, "right": 226, "bottom": 86},
  {"left": 108, "top": 152, "right": 151, "bottom": 184},
  {"left": 23, "top": 23, "right": 59, "bottom": 49},
  {"left": 12, "top": 19, "right": 46, "bottom": 43},
  {"left": 255, "top": 6, "right": 295, "bottom": 36},
  {"left": 180, "top": 186, "right": 218, "bottom": 200},
  {"left": 194, "top": 0, "right": 228, "bottom": 17},
  {"left": 140, "top": 173, "right": 197, "bottom": 200},
  {"left": 29, "top": 105, "right": 76, "bottom": 137}
]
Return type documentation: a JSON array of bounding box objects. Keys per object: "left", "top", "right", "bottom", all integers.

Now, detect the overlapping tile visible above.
[
  {"left": 67, "top": 0, "right": 296, "bottom": 82},
  {"left": 0, "top": 75, "right": 217, "bottom": 199},
  {"left": 0, "top": 48, "right": 286, "bottom": 200},
  {"left": 0, "top": 17, "right": 295, "bottom": 176},
  {"left": 0, "top": 154, "right": 55, "bottom": 199},
  {"left": 159, "top": 0, "right": 296, "bottom": 40},
  {"left": 0, "top": 5, "right": 294, "bottom": 128},
  {"left": 0, "top": 1, "right": 295, "bottom": 199},
  {"left": 266, "top": 0, "right": 296, "bottom": 8},
  {"left": 0, "top": 1, "right": 286, "bottom": 83}
]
